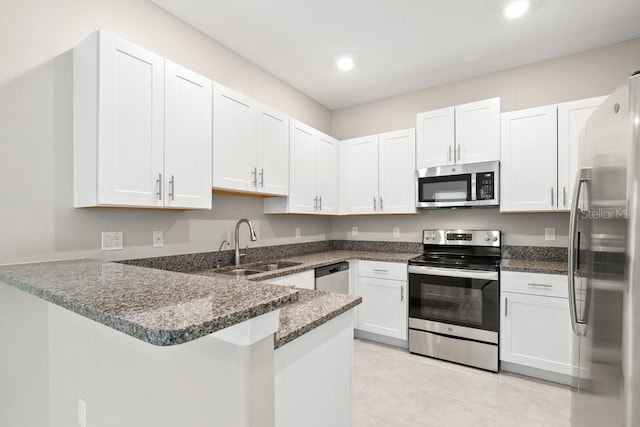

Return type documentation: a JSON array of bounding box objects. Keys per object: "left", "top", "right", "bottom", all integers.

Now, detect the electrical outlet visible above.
[
  {"left": 101, "top": 232, "right": 123, "bottom": 251},
  {"left": 351, "top": 226, "right": 358, "bottom": 237},
  {"left": 153, "top": 231, "right": 164, "bottom": 247},
  {"left": 393, "top": 228, "right": 400, "bottom": 238},
  {"left": 295, "top": 227, "right": 301, "bottom": 238},
  {"left": 545, "top": 227, "right": 556, "bottom": 241},
  {"left": 78, "top": 398, "right": 87, "bottom": 427}
]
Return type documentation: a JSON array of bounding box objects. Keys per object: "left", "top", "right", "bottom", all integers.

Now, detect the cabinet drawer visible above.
[
  {"left": 359, "top": 261, "right": 407, "bottom": 281},
  {"left": 501, "top": 271, "right": 567, "bottom": 298}
]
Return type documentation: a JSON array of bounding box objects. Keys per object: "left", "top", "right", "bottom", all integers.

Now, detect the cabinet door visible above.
[
  {"left": 501, "top": 292, "right": 574, "bottom": 376},
  {"left": 357, "top": 276, "right": 407, "bottom": 340},
  {"left": 288, "top": 120, "right": 317, "bottom": 213},
  {"left": 316, "top": 133, "right": 339, "bottom": 214},
  {"left": 98, "top": 31, "right": 165, "bottom": 207},
  {"left": 341, "top": 135, "right": 379, "bottom": 214},
  {"left": 212, "top": 84, "right": 257, "bottom": 192},
  {"left": 164, "top": 61, "right": 212, "bottom": 209},
  {"left": 378, "top": 129, "right": 416, "bottom": 214},
  {"left": 501, "top": 105, "right": 558, "bottom": 212},
  {"left": 256, "top": 105, "right": 289, "bottom": 196},
  {"left": 416, "top": 107, "right": 455, "bottom": 168},
  {"left": 557, "top": 96, "right": 607, "bottom": 210},
  {"left": 455, "top": 98, "right": 500, "bottom": 164}
]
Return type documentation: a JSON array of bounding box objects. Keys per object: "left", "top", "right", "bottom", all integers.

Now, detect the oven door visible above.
[{"left": 408, "top": 265, "right": 499, "bottom": 336}]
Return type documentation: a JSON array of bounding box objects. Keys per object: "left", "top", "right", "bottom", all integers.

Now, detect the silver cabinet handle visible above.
[
  {"left": 251, "top": 167, "right": 257, "bottom": 187},
  {"left": 400, "top": 286, "right": 404, "bottom": 302},
  {"left": 551, "top": 187, "right": 554, "bottom": 207},
  {"left": 373, "top": 197, "right": 377, "bottom": 212},
  {"left": 373, "top": 269, "right": 388, "bottom": 273},
  {"left": 156, "top": 173, "right": 162, "bottom": 201},
  {"left": 380, "top": 197, "right": 383, "bottom": 212},
  {"left": 457, "top": 145, "right": 461, "bottom": 162},
  {"left": 169, "top": 175, "right": 175, "bottom": 201},
  {"left": 528, "top": 283, "right": 553, "bottom": 288},
  {"left": 259, "top": 168, "right": 264, "bottom": 188},
  {"left": 313, "top": 196, "right": 318, "bottom": 211},
  {"left": 448, "top": 146, "right": 452, "bottom": 163},
  {"left": 563, "top": 186, "right": 567, "bottom": 207},
  {"left": 569, "top": 168, "right": 590, "bottom": 337},
  {"left": 505, "top": 297, "right": 508, "bottom": 317}
]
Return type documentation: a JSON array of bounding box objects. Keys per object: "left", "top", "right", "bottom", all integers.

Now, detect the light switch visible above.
[{"left": 545, "top": 228, "right": 556, "bottom": 241}]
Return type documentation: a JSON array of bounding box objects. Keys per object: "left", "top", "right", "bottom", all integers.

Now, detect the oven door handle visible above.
[{"left": 408, "top": 265, "right": 498, "bottom": 281}]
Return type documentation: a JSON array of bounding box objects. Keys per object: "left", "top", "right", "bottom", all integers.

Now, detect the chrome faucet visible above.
[{"left": 234, "top": 219, "right": 257, "bottom": 265}]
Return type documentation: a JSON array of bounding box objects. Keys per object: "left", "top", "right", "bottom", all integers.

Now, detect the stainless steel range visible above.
[{"left": 408, "top": 229, "right": 501, "bottom": 372}]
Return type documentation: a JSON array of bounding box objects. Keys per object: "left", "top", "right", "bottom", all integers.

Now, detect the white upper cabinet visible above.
[
  {"left": 416, "top": 98, "right": 500, "bottom": 168},
  {"left": 416, "top": 107, "right": 454, "bottom": 168},
  {"left": 213, "top": 84, "right": 289, "bottom": 196},
  {"left": 455, "top": 98, "right": 501, "bottom": 164},
  {"left": 265, "top": 119, "right": 337, "bottom": 214},
  {"left": 557, "top": 96, "right": 607, "bottom": 210},
  {"left": 501, "top": 105, "right": 558, "bottom": 212},
  {"left": 213, "top": 85, "right": 256, "bottom": 193},
  {"left": 501, "top": 95, "right": 606, "bottom": 213},
  {"left": 342, "top": 135, "right": 379, "bottom": 214},
  {"left": 316, "top": 133, "right": 339, "bottom": 214},
  {"left": 74, "top": 30, "right": 212, "bottom": 209},
  {"left": 164, "top": 61, "right": 213, "bottom": 209},
  {"left": 378, "top": 129, "right": 417, "bottom": 214},
  {"left": 342, "top": 129, "right": 416, "bottom": 215}
]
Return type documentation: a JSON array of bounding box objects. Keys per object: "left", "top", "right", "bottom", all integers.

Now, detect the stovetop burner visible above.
[{"left": 409, "top": 229, "right": 502, "bottom": 272}]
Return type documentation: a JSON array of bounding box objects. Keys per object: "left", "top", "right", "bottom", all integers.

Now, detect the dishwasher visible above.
[{"left": 315, "top": 262, "right": 350, "bottom": 294}]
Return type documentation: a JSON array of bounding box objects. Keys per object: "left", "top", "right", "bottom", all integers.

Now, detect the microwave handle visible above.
[{"left": 448, "top": 146, "right": 452, "bottom": 163}]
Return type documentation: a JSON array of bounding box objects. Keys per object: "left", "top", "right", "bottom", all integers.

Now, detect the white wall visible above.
[
  {"left": 330, "top": 38, "right": 640, "bottom": 246},
  {"left": 0, "top": 0, "right": 332, "bottom": 264}
]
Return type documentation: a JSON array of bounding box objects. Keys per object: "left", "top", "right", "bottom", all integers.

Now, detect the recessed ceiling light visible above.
[
  {"left": 336, "top": 56, "right": 354, "bottom": 71},
  {"left": 504, "top": 0, "right": 529, "bottom": 19}
]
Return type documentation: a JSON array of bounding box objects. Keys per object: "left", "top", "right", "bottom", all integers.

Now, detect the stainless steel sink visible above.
[
  {"left": 213, "top": 260, "right": 302, "bottom": 276},
  {"left": 215, "top": 267, "right": 265, "bottom": 276},
  {"left": 251, "top": 261, "right": 302, "bottom": 271}
]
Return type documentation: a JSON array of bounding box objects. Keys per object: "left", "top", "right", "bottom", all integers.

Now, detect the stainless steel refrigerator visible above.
[{"left": 569, "top": 71, "right": 640, "bottom": 426}]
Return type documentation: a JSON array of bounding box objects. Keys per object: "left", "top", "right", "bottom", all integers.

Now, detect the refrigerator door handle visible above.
[{"left": 569, "top": 168, "right": 591, "bottom": 337}]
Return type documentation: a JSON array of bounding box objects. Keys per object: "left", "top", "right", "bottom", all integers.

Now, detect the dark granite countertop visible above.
[
  {"left": 0, "top": 250, "right": 415, "bottom": 349},
  {"left": 500, "top": 259, "right": 568, "bottom": 275},
  {"left": 0, "top": 259, "right": 297, "bottom": 346}
]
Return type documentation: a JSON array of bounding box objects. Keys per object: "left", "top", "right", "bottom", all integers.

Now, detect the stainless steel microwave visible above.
[{"left": 416, "top": 160, "right": 499, "bottom": 208}]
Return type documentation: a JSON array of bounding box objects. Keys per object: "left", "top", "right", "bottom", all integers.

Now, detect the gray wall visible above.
[
  {"left": 0, "top": 0, "right": 332, "bottom": 264},
  {"left": 330, "top": 38, "right": 640, "bottom": 247}
]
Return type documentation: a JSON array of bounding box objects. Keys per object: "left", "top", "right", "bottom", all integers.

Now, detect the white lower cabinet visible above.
[
  {"left": 500, "top": 271, "right": 576, "bottom": 377},
  {"left": 355, "top": 261, "right": 408, "bottom": 340},
  {"left": 263, "top": 270, "right": 315, "bottom": 290}
]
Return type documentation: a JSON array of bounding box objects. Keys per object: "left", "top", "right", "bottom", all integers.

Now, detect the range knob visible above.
[
  {"left": 492, "top": 236, "right": 498, "bottom": 242},
  {"left": 430, "top": 234, "right": 437, "bottom": 240},
  {"left": 483, "top": 235, "right": 490, "bottom": 241}
]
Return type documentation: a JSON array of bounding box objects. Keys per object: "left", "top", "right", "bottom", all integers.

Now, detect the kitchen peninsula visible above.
[{"left": 0, "top": 256, "right": 363, "bottom": 427}]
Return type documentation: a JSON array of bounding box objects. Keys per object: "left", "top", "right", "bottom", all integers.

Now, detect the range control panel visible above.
[{"left": 422, "top": 229, "right": 501, "bottom": 247}]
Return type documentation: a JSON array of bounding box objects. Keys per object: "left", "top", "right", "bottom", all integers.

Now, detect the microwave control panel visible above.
[{"left": 476, "top": 172, "right": 495, "bottom": 200}]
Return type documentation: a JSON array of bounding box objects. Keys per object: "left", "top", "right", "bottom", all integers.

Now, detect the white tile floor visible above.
[{"left": 354, "top": 339, "right": 573, "bottom": 427}]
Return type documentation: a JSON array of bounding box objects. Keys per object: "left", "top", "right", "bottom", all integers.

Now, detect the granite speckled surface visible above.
[
  {"left": 136, "top": 249, "right": 417, "bottom": 347},
  {"left": 502, "top": 245, "right": 568, "bottom": 262},
  {"left": 120, "top": 240, "right": 417, "bottom": 273},
  {"left": 501, "top": 245, "right": 568, "bottom": 275},
  {"left": 0, "top": 259, "right": 298, "bottom": 346},
  {"left": 274, "top": 289, "right": 361, "bottom": 349},
  {"left": 500, "top": 259, "right": 568, "bottom": 275}
]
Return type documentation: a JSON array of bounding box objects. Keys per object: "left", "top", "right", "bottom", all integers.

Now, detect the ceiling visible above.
[{"left": 151, "top": 0, "right": 640, "bottom": 110}]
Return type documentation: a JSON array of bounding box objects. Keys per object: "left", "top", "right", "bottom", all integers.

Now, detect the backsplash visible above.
[{"left": 502, "top": 245, "right": 568, "bottom": 262}]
